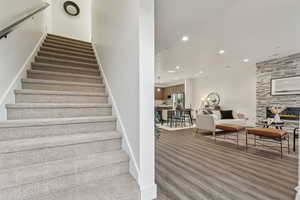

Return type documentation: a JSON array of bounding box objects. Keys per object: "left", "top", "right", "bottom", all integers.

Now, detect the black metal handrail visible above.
[{"left": 0, "top": 2, "right": 49, "bottom": 40}]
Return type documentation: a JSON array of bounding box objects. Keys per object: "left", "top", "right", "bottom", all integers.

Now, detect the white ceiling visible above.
[{"left": 155, "top": 0, "right": 300, "bottom": 83}]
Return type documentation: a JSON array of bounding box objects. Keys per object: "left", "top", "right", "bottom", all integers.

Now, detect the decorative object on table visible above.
[
  {"left": 271, "top": 75, "right": 300, "bottom": 95},
  {"left": 269, "top": 105, "right": 286, "bottom": 122},
  {"left": 262, "top": 119, "right": 284, "bottom": 130},
  {"left": 63, "top": 1, "right": 80, "bottom": 16}
]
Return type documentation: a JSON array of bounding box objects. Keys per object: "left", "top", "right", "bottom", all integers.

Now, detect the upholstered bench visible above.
[
  {"left": 246, "top": 128, "right": 290, "bottom": 158},
  {"left": 215, "top": 124, "right": 246, "bottom": 147}
]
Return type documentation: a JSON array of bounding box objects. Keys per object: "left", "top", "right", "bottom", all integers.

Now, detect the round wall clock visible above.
[
  {"left": 63, "top": 1, "right": 80, "bottom": 16},
  {"left": 206, "top": 92, "right": 221, "bottom": 106}
]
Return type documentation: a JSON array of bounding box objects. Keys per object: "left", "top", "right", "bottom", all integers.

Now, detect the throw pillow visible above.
[
  {"left": 220, "top": 110, "right": 234, "bottom": 119},
  {"left": 212, "top": 110, "right": 221, "bottom": 120}
]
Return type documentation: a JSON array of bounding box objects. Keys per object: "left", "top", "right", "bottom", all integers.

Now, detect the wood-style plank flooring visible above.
[{"left": 156, "top": 129, "right": 298, "bottom": 200}]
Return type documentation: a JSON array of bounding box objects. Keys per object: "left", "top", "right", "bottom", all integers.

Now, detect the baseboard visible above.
[
  {"left": 140, "top": 184, "right": 157, "bottom": 200},
  {"left": 92, "top": 43, "right": 140, "bottom": 183},
  {"left": 0, "top": 33, "right": 46, "bottom": 120},
  {"left": 296, "top": 186, "right": 300, "bottom": 200}
]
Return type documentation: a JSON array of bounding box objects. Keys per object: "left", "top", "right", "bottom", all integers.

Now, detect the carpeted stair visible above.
[{"left": 0, "top": 33, "right": 140, "bottom": 200}]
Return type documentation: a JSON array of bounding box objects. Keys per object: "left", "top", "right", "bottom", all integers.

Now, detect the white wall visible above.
[
  {"left": 192, "top": 65, "right": 256, "bottom": 125},
  {"left": 50, "top": 0, "right": 91, "bottom": 41},
  {"left": 92, "top": 0, "right": 140, "bottom": 167},
  {"left": 0, "top": 0, "right": 47, "bottom": 119},
  {"left": 185, "top": 79, "right": 193, "bottom": 108},
  {"left": 91, "top": 0, "right": 156, "bottom": 199}
]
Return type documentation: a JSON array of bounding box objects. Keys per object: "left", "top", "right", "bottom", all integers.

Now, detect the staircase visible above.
[{"left": 0, "top": 34, "right": 140, "bottom": 200}]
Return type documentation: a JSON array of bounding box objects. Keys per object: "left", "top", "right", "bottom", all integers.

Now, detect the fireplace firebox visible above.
[{"left": 266, "top": 107, "right": 300, "bottom": 121}]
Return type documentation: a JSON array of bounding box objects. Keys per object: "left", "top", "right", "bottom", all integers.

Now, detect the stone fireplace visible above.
[{"left": 257, "top": 53, "right": 300, "bottom": 132}]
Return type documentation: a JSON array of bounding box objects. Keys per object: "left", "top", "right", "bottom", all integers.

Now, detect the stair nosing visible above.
[
  {"left": 45, "top": 37, "right": 93, "bottom": 45},
  {"left": 42, "top": 43, "right": 94, "bottom": 54},
  {"left": 44, "top": 40, "right": 93, "bottom": 50},
  {"left": 28, "top": 69, "right": 102, "bottom": 80},
  {"left": 38, "top": 51, "right": 97, "bottom": 62},
  {"left": 40, "top": 46, "right": 96, "bottom": 58},
  {"left": 32, "top": 62, "right": 100, "bottom": 73},
  {"left": 47, "top": 34, "right": 92, "bottom": 45},
  {"left": 15, "top": 89, "right": 108, "bottom": 96},
  {"left": 0, "top": 116, "right": 116, "bottom": 128},
  {"left": 36, "top": 56, "right": 98, "bottom": 67},
  {"left": 22, "top": 78, "right": 105, "bottom": 87},
  {"left": 0, "top": 131, "right": 121, "bottom": 154},
  {"left": 6, "top": 103, "right": 112, "bottom": 109}
]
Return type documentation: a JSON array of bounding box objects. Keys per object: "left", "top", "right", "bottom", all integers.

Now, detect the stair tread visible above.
[
  {"left": 31, "top": 174, "right": 140, "bottom": 200},
  {"left": 44, "top": 36, "right": 92, "bottom": 48},
  {"left": 36, "top": 56, "right": 98, "bottom": 67},
  {"left": 15, "top": 89, "right": 107, "bottom": 96},
  {"left": 0, "top": 116, "right": 116, "bottom": 128},
  {"left": 28, "top": 69, "right": 102, "bottom": 79},
  {"left": 32, "top": 62, "right": 99, "bottom": 72},
  {"left": 47, "top": 34, "right": 92, "bottom": 45},
  {"left": 42, "top": 43, "right": 94, "bottom": 54},
  {"left": 0, "top": 150, "right": 128, "bottom": 190},
  {"left": 44, "top": 40, "right": 93, "bottom": 50},
  {"left": 22, "top": 78, "right": 105, "bottom": 87},
  {"left": 6, "top": 103, "right": 112, "bottom": 108},
  {"left": 40, "top": 46, "right": 95, "bottom": 58},
  {"left": 0, "top": 131, "right": 121, "bottom": 154},
  {"left": 38, "top": 51, "right": 97, "bottom": 62}
]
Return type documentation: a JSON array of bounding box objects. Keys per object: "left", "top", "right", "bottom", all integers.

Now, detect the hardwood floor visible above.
[{"left": 156, "top": 129, "right": 298, "bottom": 200}]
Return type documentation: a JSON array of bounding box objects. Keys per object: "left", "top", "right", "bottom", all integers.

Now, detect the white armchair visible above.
[{"left": 193, "top": 114, "right": 216, "bottom": 137}]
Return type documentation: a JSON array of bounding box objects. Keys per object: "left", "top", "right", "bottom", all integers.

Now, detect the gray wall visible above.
[{"left": 256, "top": 53, "right": 300, "bottom": 132}]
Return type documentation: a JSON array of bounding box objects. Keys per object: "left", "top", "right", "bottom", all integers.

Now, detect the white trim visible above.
[
  {"left": 92, "top": 43, "right": 140, "bottom": 182},
  {"left": 0, "top": 33, "right": 46, "bottom": 120},
  {"left": 296, "top": 186, "right": 299, "bottom": 200},
  {"left": 140, "top": 184, "right": 157, "bottom": 200}
]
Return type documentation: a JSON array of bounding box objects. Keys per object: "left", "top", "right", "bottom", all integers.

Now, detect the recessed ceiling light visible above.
[
  {"left": 243, "top": 58, "right": 249, "bottom": 63},
  {"left": 168, "top": 70, "right": 176, "bottom": 73},
  {"left": 219, "top": 50, "right": 225, "bottom": 55},
  {"left": 182, "top": 36, "right": 189, "bottom": 42},
  {"left": 175, "top": 66, "right": 181, "bottom": 70},
  {"left": 199, "top": 70, "right": 204, "bottom": 74}
]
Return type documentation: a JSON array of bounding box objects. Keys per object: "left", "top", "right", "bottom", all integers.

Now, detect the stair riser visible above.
[
  {"left": 44, "top": 40, "right": 93, "bottom": 51},
  {"left": 35, "top": 57, "right": 98, "bottom": 69},
  {"left": 0, "top": 138, "right": 121, "bottom": 170},
  {"left": 27, "top": 71, "right": 102, "bottom": 84},
  {"left": 22, "top": 82, "right": 105, "bottom": 93},
  {"left": 40, "top": 46, "right": 96, "bottom": 59},
  {"left": 38, "top": 51, "right": 97, "bottom": 64},
  {"left": 46, "top": 35, "right": 92, "bottom": 46},
  {"left": 0, "top": 121, "right": 116, "bottom": 141},
  {"left": 15, "top": 93, "right": 108, "bottom": 104},
  {"left": 0, "top": 152, "right": 128, "bottom": 189},
  {"left": 32, "top": 64, "right": 100, "bottom": 76},
  {"left": 42, "top": 43, "right": 94, "bottom": 55},
  {"left": 0, "top": 162, "right": 128, "bottom": 200},
  {"left": 7, "top": 107, "right": 112, "bottom": 120}
]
